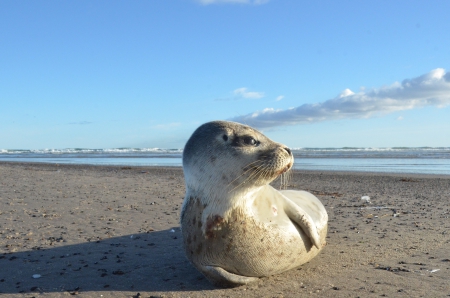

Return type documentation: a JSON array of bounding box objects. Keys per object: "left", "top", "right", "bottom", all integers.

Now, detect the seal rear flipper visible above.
[{"left": 200, "top": 265, "right": 259, "bottom": 288}]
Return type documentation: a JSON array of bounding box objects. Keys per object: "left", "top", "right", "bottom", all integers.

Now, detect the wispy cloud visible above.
[
  {"left": 276, "top": 95, "right": 284, "bottom": 101},
  {"left": 233, "top": 87, "right": 264, "bottom": 99},
  {"left": 153, "top": 122, "right": 181, "bottom": 130},
  {"left": 196, "top": 0, "right": 269, "bottom": 5},
  {"left": 229, "top": 68, "right": 450, "bottom": 128},
  {"left": 215, "top": 87, "right": 265, "bottom": 101},
  {"left": 69, "top": 121, "right": 93, "bottom": 125}
]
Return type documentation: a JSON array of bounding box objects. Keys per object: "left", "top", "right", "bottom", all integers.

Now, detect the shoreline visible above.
[
  {"left": 2, "top": 160, "right": 450, "bottom": 179},
  {"left": 1, "top": 162, "right": 449, "bottom": 297}
]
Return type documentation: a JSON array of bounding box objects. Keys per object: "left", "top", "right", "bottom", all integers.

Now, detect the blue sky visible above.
[{"left": 1, "top": 0, "right": 449, "bottom": 150}]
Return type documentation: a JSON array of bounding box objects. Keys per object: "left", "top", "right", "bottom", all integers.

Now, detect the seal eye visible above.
[
  {"left": 222, "top": 135, "right": 228, "bottom": 141},
  {"left": 243, "top": 136, "right": 259, "bottom": 146}
]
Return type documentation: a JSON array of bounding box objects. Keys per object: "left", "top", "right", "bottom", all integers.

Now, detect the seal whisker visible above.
[
  {"left": 280, "top": 169, "right": 292, "bottom": 189},
  {"left": 285, "top": 172, "right": 291, "bottom": 188},
  {"left": 226, "top": 160, "right": 265, "bottom": 188},
  {"left": 238, "top": 162, "right": 271, "bottom": 189},
  {"left": 255, "top": 164, "right": 272, "bottom": 186},
  {"left": 284, "top": 168, "right": 292, "bottom": 189},
  {"left": 279, "top": 173, "right": 285, "bottom": 190},
  {"left": 227, "top": 161, "right": 267, "bottom": 192},
  {"left": 234, "top": 162, "right": 268, "bottom": 188}
]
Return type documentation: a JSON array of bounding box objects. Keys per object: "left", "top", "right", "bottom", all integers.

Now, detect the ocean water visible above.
[{"left": 1, "top": 147, "right": 450, "bottom": 175}]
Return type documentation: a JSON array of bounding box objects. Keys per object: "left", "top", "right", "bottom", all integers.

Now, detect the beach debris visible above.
[
  {"left": 361, "top": 206, "right": 392, "bottom": 210},
  {"left": 32, "top": 274, "right": 41, "bottom": 279},
  {"left": 375, "top": 265, "right": 411, "bottom": 272},
  {"left": 428, "top": 269, "right": 440, "bottom": 273},
  {"left": 67, "top": 286, "right": 80, "bottom": 295},
  {"left": 376, "top": 213, "right": 393, "bottom": 219},
  {"left": 393, "top": 209, "right": 400, "bottom": 217},
  {"left": 399, "top": 178, "right": 418, "bottom": 182},
  {"left": 361, "top": 196, "right": 371, "bottom": 203}
]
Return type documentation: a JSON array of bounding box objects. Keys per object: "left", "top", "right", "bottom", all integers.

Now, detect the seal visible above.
[{"left": 180, "top": 121, "right": 328, "bottom": 287}]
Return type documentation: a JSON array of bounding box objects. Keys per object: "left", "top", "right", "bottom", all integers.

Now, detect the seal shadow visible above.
[{"left": 0, "top": 228, "right": 215, "bottom": 294}]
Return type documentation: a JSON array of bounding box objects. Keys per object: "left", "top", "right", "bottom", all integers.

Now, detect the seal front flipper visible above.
[
  {"left": 281, "top": 196, "right": 321, "bottom": 249},
  {"left": 200, "top": 265, "right": 259, "bottom": 288}
]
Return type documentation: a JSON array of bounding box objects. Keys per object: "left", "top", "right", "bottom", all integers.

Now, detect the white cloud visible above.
[
  {"left": 276, "top": 95, "right": 284, "bottom": 101},
  {"left": 229, "top": 68, "right": 450, "bottom": 128},
  {"left": 397, "top": 116, "right": 404, "bottom": 121},
  {"left": 196, "top": 0, "right": 269, "bottom": 5},
  {"left": 233, "top": 87, "right": 265, "bottom": 99},
  {"left": 339, "top": 88, "right": 355, "bottom": 98}
]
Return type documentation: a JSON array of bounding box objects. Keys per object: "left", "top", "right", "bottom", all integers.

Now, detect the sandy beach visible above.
[{"left": 0, "top": 162, "right": 449, "bottom": 297}]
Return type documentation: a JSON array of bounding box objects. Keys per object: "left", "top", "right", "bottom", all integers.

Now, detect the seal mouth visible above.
[{"left": 277, "top": 162, "right": 293, "bottom": 175}]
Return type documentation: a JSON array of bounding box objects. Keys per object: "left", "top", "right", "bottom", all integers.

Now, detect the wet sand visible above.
[{"left": 0, "top": 162, "right": 449, "bottom": 297}]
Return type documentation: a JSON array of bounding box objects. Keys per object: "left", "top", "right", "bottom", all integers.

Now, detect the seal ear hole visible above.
[{"left": 222, "top": 135, "right": 228, "bottom": 142}]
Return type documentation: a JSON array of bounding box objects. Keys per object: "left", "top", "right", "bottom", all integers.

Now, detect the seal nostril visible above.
[{"left": 284, "top": 147, "right": 292, "bottom": 155}]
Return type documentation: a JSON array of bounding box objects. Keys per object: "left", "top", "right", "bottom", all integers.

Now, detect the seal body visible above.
[{"left": 180, "top": 121, "right": 328, "bottom": 287}]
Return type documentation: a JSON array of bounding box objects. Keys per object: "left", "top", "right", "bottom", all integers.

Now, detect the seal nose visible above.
[{"left": 283, "top": 147, "right": 292, "bottom": 155}]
